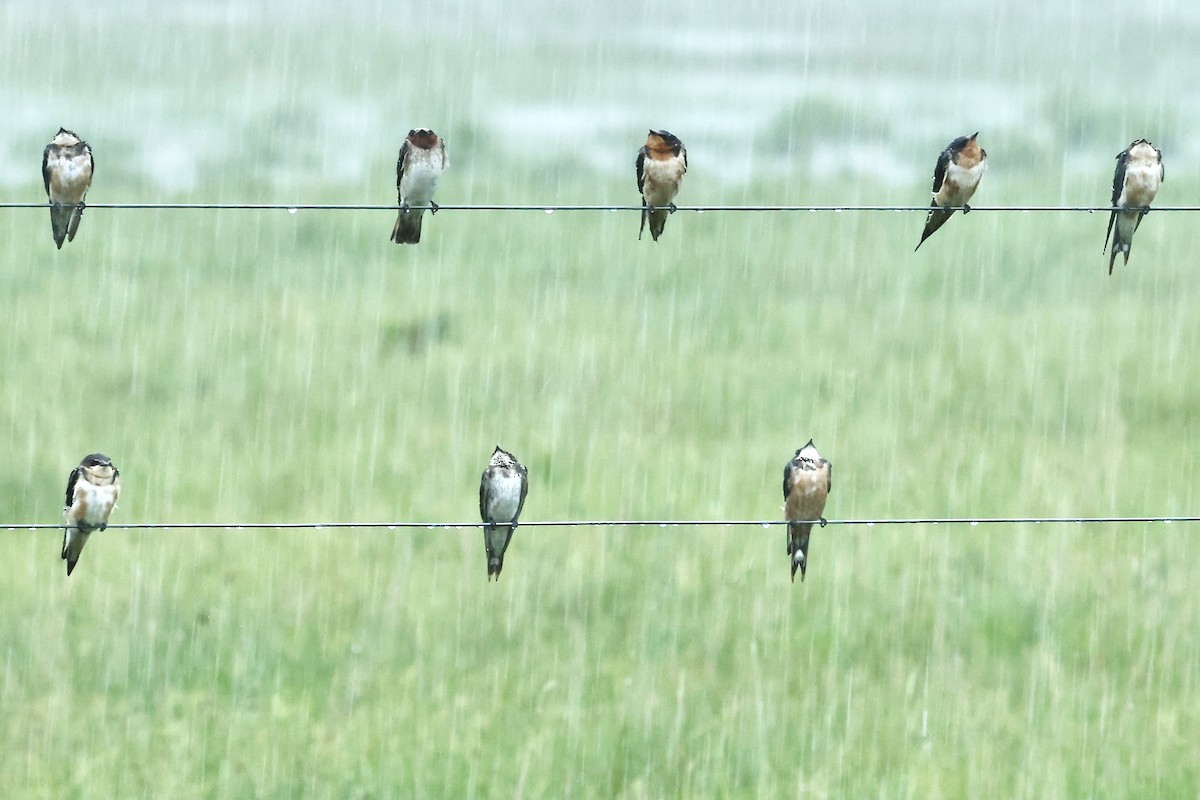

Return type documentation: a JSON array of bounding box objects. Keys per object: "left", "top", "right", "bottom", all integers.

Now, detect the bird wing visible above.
[
  {"left": 1110, "top": 148, "right": 1129, "bottom": 206},
  {"left": 635, "top": 146, "right": 648, "bottom": 194},
  {"left": 1104, "top": 147, "right": 1130, "bottom": 253},
  {"left": 64, "top": 466, "right": 82, "bottom": 510},
  {"left": 930, "top": 146, "right": 951, "bottom": 194},
  {"left": 42, "top": 145, "right": 53, "bottom": 197},
  {"left": 478, "top": 467, "right": 491, "bottom": 522},
  {"left": 680, "top": 145, "right": 688, "bottom": 173},
  {"left": 782, "top": 459, "right": 795, "bottom": 501},
  {"left": 823, "top": 459, "right": 832, "bottom": 494},
  {"left": 395, "top": 140, "right": 413, "bottom": 201},
  {"left": 515, "top": 463, "right": 529, "bottom": 521}
]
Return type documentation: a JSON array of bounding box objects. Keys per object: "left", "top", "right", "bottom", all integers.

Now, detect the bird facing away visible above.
[
  {"left": 1104, "top": 139, "right": 1163, "bottom": 274},
  {"left": 62, "top": 453, "right": 120, "bottom": 576},
  {"left": 42, "top": 128, "right": 94, "bottom": 249},
  {"left": 636, "top": 129, "right": 687, "bottom": 241},
  {"left": 783, "top": 440, "right": 832, "bottom": 583},
  {"left": 915, "top": 132, "right": 987, "bottom": 251},
  {"left": 479, "top": 446, "right": 529, "bottom": 581},
  {"left": 390, "top": 128, "right": 448, "bottom": 244}
]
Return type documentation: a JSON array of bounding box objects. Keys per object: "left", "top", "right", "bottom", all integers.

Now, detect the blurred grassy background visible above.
[{"left": 1, "top": 1, "right": 1199, "bottom": 797}]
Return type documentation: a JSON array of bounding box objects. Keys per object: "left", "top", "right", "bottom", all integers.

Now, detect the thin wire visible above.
[
  {"left": 1, "top": 203, "right": 1199, "bottom": 212},
  {"left": 3, "top": 516, "right": 1198, "bottom": 532}
]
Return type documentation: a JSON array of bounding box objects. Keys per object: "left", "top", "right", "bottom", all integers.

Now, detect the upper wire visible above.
[{"left": 3, "top": 516, "right": 1197, "bottom": 532}]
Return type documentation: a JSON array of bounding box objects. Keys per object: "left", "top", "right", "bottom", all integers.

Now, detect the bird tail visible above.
[
  {"left": 914, "top": 206, "right": 955, "bottom": 251},
  {"left": 50, "top": 203, "right": 76, "bottom": 249},
  {"left": 1108, "top": 241, "right": 1129, "bottom": 275},
  {"left": 787, "top": 522, "right": 812, "bottom": 583},
  {"left": 1107, "top": 212, "right": 1140, "bottom": 274},
  {"left": 484, "top": 524, "right": 514, "bottom": 582},
  {"left": 62, "top": 526, "right": 89, "bottom": 576},
  {"left": 646, "top": 208, "right": 669, "bottom": 241},
  {"left": 67, "top": 203, "right": 85, "bottom": 243},
  {"left": 1102, "top": 211, "right": 1117, "bottom": 261},
  {"left": 390, "top": 209, "right": 425, "bottom": 244}
]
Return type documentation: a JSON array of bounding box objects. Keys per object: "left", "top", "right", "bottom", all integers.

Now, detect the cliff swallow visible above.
[
  {"left": 390, "top": 128, "right": 447, "bottom": 245},
  {"left": 479, "top": 446, "right": 529, "bottom": 581},
  {"left": 62, "top": 453, "right": 120, "bottom": 576},
  {"left": 636, "top": 129, "right": 687, "bottom": 241},
  {"left": 1104, "top": 139, "right": 1163, "bottom": 274},
  {"left": 42, "top": 128, "right": 94, "bottom": 249},
  {"left": 915, "top": 132, "right": 987, "bottom": 251},
  {"left": 783, "top": 440, "right": 832, "bottom": 583}
]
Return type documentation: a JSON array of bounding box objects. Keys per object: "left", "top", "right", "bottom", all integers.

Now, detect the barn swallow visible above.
[
  {"left": 1104, "top": 139, "right": 1163, "bottom": 274},
  {"left": 62, "top": 453, "right": 120, "bottom": 576},
  {"left": 915, "top": 132, "right": 987, "bottom": 251},
  {"left": 636, "top": 129, "right": 687, "bottom": 241},
  {"left": 389, "top": 128, "right": 447, "bottom": 245},
  {"left": 783, "top": 440, "right": 832, "bottom": 582},
  {"left": 42, "top": 128, "right": 94, "bottom": 249},
  {"left": 479, "top": 446, "right": 529, "bottom": 581}
]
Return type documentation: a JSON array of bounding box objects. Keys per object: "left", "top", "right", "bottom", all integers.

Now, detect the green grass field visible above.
[{"left": 1, "top": 2, "right": 1199, "bottom": 797}]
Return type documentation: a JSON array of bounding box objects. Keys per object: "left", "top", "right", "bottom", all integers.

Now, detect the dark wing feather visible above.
[
  {"left": 64, "top": 466, "right": 81, "bottom": 510},
  {"left": 823, "top": 459, "right": 832, "bottom": 494},
  {"left": 1110, "top": 148, "right": 1129, "bottom": 206},
  {"left": 681, "top": 145, "right": 688, "bottom": 172},
  {"left": 782, "top": 459, "right": 794, "bottom": 501},
  {"left": 1156, "top": 146, "right": 1164, "bottom": 183},
  {"left": 930, "top": 147, "right": 951, "bottom": 193},
  {"left": 395, "top": 141, "right": 412, "bottom": 202},
  {"left": 42, "top": 145, "right": 52, "bottom": 197},
  {"left": 479, "top": 467, "right": 490, "bottom": 522},
  {"left": 635, "top": 146, "right": 648, "bottom": 194},
  {"left": 1104, "top": 148, "right": 1130, "bottom": 253},
  {"left": 515, "top": 463, "right": 529, "bottom": 522}
]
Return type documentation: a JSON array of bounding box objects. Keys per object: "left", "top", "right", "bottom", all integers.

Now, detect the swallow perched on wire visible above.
[
  {"left": 915, "top": 132, "right": 987, "bottom": 251},
  {"left": 479, "top": 446, "right": 529, "bottom": 581},
  {"left": 1104, "top": 139, "right": 1163, "bottom": 274},
  {"left": 783, "top": 440, "right": 832, "bottom": 583},
  {"left": 62, "top": 453, "right": 120, "bottom": 576},
  {"left": 636, "top": 129, "right": 687, "bottom": 241},
  {"left": 42, "top": 128, "right": 94, "bottom": 249},
  {"left": 390, "top": 128, "right": 447, "bottom": 245}
]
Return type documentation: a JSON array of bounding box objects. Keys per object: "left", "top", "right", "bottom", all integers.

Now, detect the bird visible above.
[
  {"left": 42, "top": 127, "right": 94, "bottom": 249},
  {"left": 478, "top": 446, "right": 529, "bottom": 581},
  {"left": 389, "top": 128, "right": 447, "bottom": 244},
  {"left": 915, "top": 132, "right": 987, "bottom": 250},
  {"left": 783, "top": 440, "right": 832, "bottom": 583},
  {"left": 62, "top": 453, "right": 120, "bottom": 576},
  {"left": 1104, "top": 139, "right": 1164, "bottom": 274},
  {"left": 636, "top": 129, "right": 687, "bottom": 241}
]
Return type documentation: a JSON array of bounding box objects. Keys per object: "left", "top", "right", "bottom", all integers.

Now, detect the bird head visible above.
[
  {"left": 79, "top": 453, "right": 118, "bottom": 483},
  {"left": 794, "top": 439, "right": 822, "bottom": 468},
  {"left": 490, "top": 446, "right": 518, "bottom": 468},
  {"left": 407, "top": 128, "right": 441, "bottom": 149},
  {"left": 52, "top": 128, "right": 82, "bottom": 146},
  {"left": 646, "top": 130, "right": 683, "bottom": 155}
]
